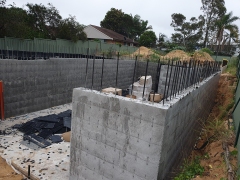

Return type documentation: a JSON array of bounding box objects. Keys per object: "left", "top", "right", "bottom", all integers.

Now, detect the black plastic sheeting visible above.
[{"left": 14, "top": 110, "right": 72, "bottom": 148}]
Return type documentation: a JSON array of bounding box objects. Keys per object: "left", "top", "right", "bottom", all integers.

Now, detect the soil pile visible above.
[
  {"left": 193, "top": 51, "right": 214, "bottom": 62},
  {"left": 132, "top": 46, "right": 155, "bottom": 57},
  {"left": 164, "top": 50, "right": 190, "bottom": 60},
  {"left": 132, "top": 47, "right": 215, "bottom": 62},
  {"left": 0, "top": 157, "right": 23, "bottom": 180}
]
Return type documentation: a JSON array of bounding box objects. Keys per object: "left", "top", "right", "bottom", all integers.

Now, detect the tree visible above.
[
  {"left": 26, "top": 3, "right": 62, "bottom": 39},
  {"left": 201, "top": 0, "right": 226, "bottom": 47},
  {"left": 0, "top": 5, "right": 36, "bottom": 38},
  {"left": 139, "top": 31, "right": 157, "bottom": 47},
  {"left": 57, "top": 16, "right": 87, "bottom": 42},
  {"left": 157, "top": 33, "right": 167, "bottom": 48},
  {"left": 170, "top": 13, "right": 204, "bottom": 51},
  {"left": 132, "top": 14, "right": 152, "bottom": 39},
  {"left": 215, "top": 11, "right": 239, "bottom": 54},
  {"left": 100, "top": 8, "right": 152, "bottom": 40},
  {"left": 100, "top": 8, "right": 125, "bottom": 35}
]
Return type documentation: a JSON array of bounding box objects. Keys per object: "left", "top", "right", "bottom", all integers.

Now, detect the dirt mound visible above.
[
  {"left": 132, "top": 46, "right": 155, "bottom": 56},
  {"left": 193, "top": 51, "right": 214, "bottom": 62},
  {"left": 0, "top": 157, "right": 23, "bottom": 180},
  {"left": 164, "top": 50, "right": 190, "bottom": 60}
]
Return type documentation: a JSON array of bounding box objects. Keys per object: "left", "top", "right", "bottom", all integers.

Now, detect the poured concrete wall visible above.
[
  {"left": 158, "top": 73, "right": 220, "bottom": 179},
  {"left": 0, "top": 58, "right": 135, "bottom": 118},
  {"left": 70, "top": 73, "right": 220, "bottom": 180},
  {"left": 70, "top": 89, "right": 167, "bottom": 180}
]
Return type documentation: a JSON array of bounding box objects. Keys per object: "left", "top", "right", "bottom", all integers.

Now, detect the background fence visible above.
[
  {"left": 0, "top": 36, "right": 138, "bottom": 60},
  {"left": 233, "top": 55, "right": 240, "bottom": 175}
]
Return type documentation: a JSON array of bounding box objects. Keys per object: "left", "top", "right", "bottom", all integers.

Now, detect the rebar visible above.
[
  {"left": 131, "top": 56, "right": 138, "bottom": 96},
  {"left": 177, "top": 61, "right": 183, "bottom": 94},
  {"left": 153, "top": 59, "right": 161, "bottom": 102},
  {"left": 84, "top": 48, "right": 89, "bottom": 88},
  {"left": 142, "top": 59, "right": 149, "bottom": 100},
  {"left": 194, "top": 61, "right": 200, "bottom": 85},
  {"left": 91, "top": 54, "right": 95, "bottom": 90},
  {"left": 163, "top": 60, "right": 170, "bottom": 105},
  {"left": 28, "top": 165, "right": 30, "bottom": 178},
  {"left": 172, "top": 61, "right": 180, "bottom": 97},
  {"left": 115, "top": 52, "right": 120, "bottom": 96},
  {"left": 166, "top": 60, "right": 174, "bottom": 100},
  {"left": 170, "top": 61, "right": 177, "bottom": 100},
  {"left": 100, "top": 53, "right": 105, "bottom": 91}
]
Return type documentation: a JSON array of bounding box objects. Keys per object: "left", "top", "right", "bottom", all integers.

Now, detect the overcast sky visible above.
[{"left": 8, "top": 0, "right": 240, "bottom": 38}]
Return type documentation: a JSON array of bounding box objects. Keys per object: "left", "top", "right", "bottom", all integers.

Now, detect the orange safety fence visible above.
[{"left": 0, "top": 81, "right": 4, "bottom": 120}]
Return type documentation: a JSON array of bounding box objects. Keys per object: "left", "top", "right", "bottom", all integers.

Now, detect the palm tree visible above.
[{"left": 215, "top": 11, "right": 239, "bottom": 59}]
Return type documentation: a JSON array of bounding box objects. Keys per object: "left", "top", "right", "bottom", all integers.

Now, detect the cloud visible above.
[{"left": 8, "top": 0, "right": 240, "bottom": 39}]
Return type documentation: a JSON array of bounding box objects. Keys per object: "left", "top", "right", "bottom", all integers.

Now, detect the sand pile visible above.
[
  {"left": 164, "top": 50, "right": 190, "bottom": 60},
  {"left": 192, "top": 51, "right": 214, "bottom": 61}
]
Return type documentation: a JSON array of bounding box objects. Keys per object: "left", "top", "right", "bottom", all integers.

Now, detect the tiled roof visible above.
[{"left": 90, "top": 25, "right": 137, "bottom": 44}]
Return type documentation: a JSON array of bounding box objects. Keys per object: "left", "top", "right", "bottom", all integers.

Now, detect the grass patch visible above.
[
  {"left": 174, "top": 156, "right": 204, "bottom": 180},
  {"left": 225, "top": 57, "right": 239, "bottom": 75}
]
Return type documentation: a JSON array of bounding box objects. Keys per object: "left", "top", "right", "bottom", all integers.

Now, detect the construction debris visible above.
[{"left": 12, "top": 110, "right": 72, "bottom": 148}]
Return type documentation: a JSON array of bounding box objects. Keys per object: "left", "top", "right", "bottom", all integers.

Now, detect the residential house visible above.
[{"left": 83, "top": 25, "right": 138, "bottom": 46}]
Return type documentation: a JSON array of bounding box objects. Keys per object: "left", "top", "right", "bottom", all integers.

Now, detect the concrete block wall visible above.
[
  {"left": 0, "top": 58, "right": 135, "bottom": 118},
  {"left": 70, "top": 73, "right": 220, "bottom": 180}
]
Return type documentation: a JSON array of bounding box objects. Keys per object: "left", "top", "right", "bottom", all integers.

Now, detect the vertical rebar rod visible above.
[
  {"left": 186, "top": 60, "right": 192, "bottom": 88},
  {"left": 28, "top": 165, "right": 30, "bottom": 178},
  {"left": 153, "top": 59, "right": 161, "bottom": 102},
  {"left": 91, "top": 54, "right": 95, "bottom": 90},
  {"left": 200, "top": 62, "right": 205, "bottom": 83},
  {"left": 201, "top": 61, "right": 206, "bottom": 80},
  {"left": 100, "top": 53, "right": 105, "bottom": 91},
  {"left": 207, "top": 61, "right": 211, "bottom": 77},
  {"left": 205, "top": 61, "right": 209, "bottom": 78},
  {"left": 182, "top": 61, "right": 188, "bottom": 90},
  {"left": 84, "top": 48, "right": 89, "bottom": 88},
  {"left": 194, "top": 61, "right": 200, "bottom": 85},
  {"left": 170, "top": 61, "right": 177, "bottom": 100},
  {"left": 177, "top": 61, "right": 183, "bottom": 94},
  {"left": 142, "top": 59, "right": 149, "bottom": 99},
  {"left": 163, "top": 60, "right": 170, "bottom": 105},
  {"left": 172, "top": 61, "right": 180, "bottom": 97},
  {"left": 206, "top": 61, "right": 210, "bottom": 78},
  {"left": 216, "top": 61, "right": 219, "bottom": 73},
  {"left": 115, "top": 52, "right": 120, "bottom": 95},
  {"left": 166, "top": 60, "right": 174, "bottom": 101},
  {"left": 191, "top": 60, "right": 197, "bottom": 87},
  {"left": 213, "top": 62, "right": 217, "bottom": 73},
  {"left": 212, "top": 62, "right": 215, "bottom": 75},
  {"left": 131, "top": 56, "right": 138, "bottom": 96}
]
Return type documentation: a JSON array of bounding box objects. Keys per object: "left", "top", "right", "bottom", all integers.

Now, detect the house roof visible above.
[{"left": 86, "top": 25, "right": 137, "bottom": 44}]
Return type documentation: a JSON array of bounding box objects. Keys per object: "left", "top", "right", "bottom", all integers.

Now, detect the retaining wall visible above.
[
  {"left": 70, "top": 73, "right": 220, "bottom": 180},
  {"left": 0, "top": 58, "right": 135, "bottom": 118}
]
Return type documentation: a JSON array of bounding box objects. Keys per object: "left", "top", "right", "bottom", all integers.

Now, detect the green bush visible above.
[
  {"left": 200, "top": 48, "right": 214, "bottom": 56},
  {"left": 174, "top": 156, "right": 204, "bottom": 180},
  {"left": 172, "top": 46, "right": 186, "bottom": 51},
  {"left": 226, "top": 57, "right": 238, "bottom": 75}
]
